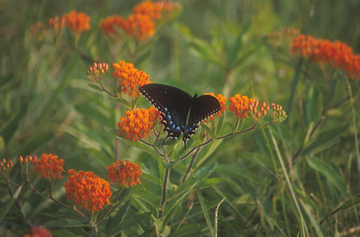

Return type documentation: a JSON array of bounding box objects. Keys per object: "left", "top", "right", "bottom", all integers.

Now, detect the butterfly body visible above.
[{"left": 139, "top": 84, "right": 220, "bottom": 148}]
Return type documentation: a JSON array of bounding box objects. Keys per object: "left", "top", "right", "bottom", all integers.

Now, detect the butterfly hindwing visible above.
[
  {"left": 183, "top": 95, "right": 221, "bottom": 142},
  {"left": 139, "top": 84, "right": 220, "bottom": 148}
]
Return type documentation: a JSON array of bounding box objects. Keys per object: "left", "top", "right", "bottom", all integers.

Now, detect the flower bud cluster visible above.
[
  {"left": 270, "top": 103, "right": 287, "bottom": 122},
  {"left": 249, "top": 100, "right": 270, "bottom": 122},
  {"left": 86, "top": 62, "right": 109, "bottom": 83},
  {"left": 0, "top": 158, "right": 13, "bottom": 176}
]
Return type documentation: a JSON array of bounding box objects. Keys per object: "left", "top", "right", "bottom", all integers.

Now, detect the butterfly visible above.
[{"left": 139, "top": 83, "right": 220, "bottom": 148}]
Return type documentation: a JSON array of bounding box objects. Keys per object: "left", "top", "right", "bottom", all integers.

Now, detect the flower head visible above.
[
  {"left": 48, "top": 15, "right": 65, "bottom": 34},
  {"left": 24, "top": 226, "right": 53, "bottom": 237},
  {"left": 292, "top": 34, "right": 360, "bottom": 80},
  {"left": 270, "top": 103, "right": 287, "bottom": 123},
  {"left": 32, "top": 154, "right": 65, "bottom": 180},
  {"left": 229, "top": 95, "right": 254, "bottom": 119},
  {"left": 86, "top": 62, "right": 109, "bottom": 83},
  {"left": 64, "top": 169, "right": 112, "bottom": 213},
  {"left": 62, "top": 10, "right": 90, "bottom": 34},
  {"left": 133, "top": 1, "right": 162, "bottom": 20},
  {"left": 112, "top": 60, "right": 151, "bottom": 97},
  {"left": 107, "top": 160, "right": 142, "bottom": 187},
  {"left": 0, "top": 158, "right": 13, "bottom": 177},
  {"left": 117, "top": 107, "right": 161, "bottom": 141},
  {"left": 121, "top": 14, "right": 155, "bottom": 41},
  {"left": 99, "top": 15, "right": 126, "bottom": 39}
]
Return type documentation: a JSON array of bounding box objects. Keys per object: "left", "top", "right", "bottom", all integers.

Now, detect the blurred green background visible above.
[{"left": 1, "top": 0, "right": 360, "bottom": 236}]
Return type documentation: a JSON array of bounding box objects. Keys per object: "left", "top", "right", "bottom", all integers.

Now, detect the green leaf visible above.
[
  {"left": 305, "top": 86, "right": 322, "bottom": 125},
  {"left": 43, "top": 219, "right": 89, "bottom": 228},
  {"left": 88, "top": 83, "right": 103, "bottom": 92},
  {"left": 17, "top": 132, "right": 54, "bottom": 156},
  {"left": 197, "top": 189, "right": 214, "bottom": 236},
  {"left": 226, "top": 23, "right": 250, "bottom": 65},
  {"left": 225, "top": 121, "right": 236, "bottom": 134},
  {"left": 131, "top": 187, "right": 161, "bottom": 208},
  {"left": 306, "top": 156, "right": 347, "bottom": 196},
  {"left": 300, "top": 124, "right": 349, "bottom": 156},
  {"left": 200, "top": 124, "right": 216, "bottom": 139},
  {"left": 112, "top": 97, "right": 132, "bottom": 110},
  {"left": 285, "top": 58, "right": 303, "bottom": 121},
  {"left": 74, "top": 104, "right": 110, "bottom": 126},
  {"left": 198, "top": 178, "right": 225, "bottom": 189},
  {"left": 0, "top": 104, "right": 28, "bottom": 144},
  {"left": 50, "top": 229, "right": 86, "bottom": 237},
  {"left": 0, "top": 184, "right": 23, "bottom": 223},
  {"left": 216, "top": 114, "right": 225, "bottom": 135},
  {"left": 106, "top": 197, "right": 132, "bottom": 233},
  {"left": 0, "top": 73, "right": 13, "bottom": 87},
  {"left": 141, "top": 172, "right": 162, "bottom": 185},
  {"left": 107, "top": 212, "right": 152, "bottom": 237},
  {"left": 170, "top": 224, "right": 202, "bottom": 237}
]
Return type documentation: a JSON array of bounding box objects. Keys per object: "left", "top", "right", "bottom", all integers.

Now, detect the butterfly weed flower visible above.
[
  {"left": 30, "top": 22, "right": 45, "bottom": 41},
  {"left": 24, "top": 226, "right": 53, "bottom": 237},
  {"left": 62, "top": 10, "right": 90, "bottom": 35},
  {"left": 32, "top": 154, "right": 65, "bottom": 180},
  {"left": 122, "top": 14, "right": 155, "bottom": 41},
  {"left": 248, "top": 101, "right": 270, "bottom": 122},
  {"left": 112, "top": 60, "right": 151, "bottom": 98},
  {"left": 292, "top": 34, "right": 360, "bottom": 80},
  {"left": 99, "top": 15, "right": 127, "bottom": 40},
  {"left": 48, "top": 15, "right": 66, "bottom": 36},
  {"left": 107, "top": 160, "right": 142, "bottom": 187},
  {"left": 86, "top": 62, "right": 109, "bottom": 83},
  {"left": 64, "top": 169, "right": 112, "bottom": 213},
  {"left": 133, "top": 1, "right": 163, "bottom": 20},
  {"left": 117, "top": 107, "right": 161, "bottom": 141},
  {"left": 229, "top": 95, "right": 254, "bottom": 119},
  {"left": 0, "top": 158, "right": 13, "bottom": 177}
]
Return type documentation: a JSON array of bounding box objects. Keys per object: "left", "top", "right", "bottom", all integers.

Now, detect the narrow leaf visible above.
[
  {"left": 108, "top": 212, "right": 152, "bottom": 237},
  {"left": 197, "top": 189, "right": 214, "bottom": 236},
  {"left": 306, "top": 156, "right": 347, "bottom": 196}
]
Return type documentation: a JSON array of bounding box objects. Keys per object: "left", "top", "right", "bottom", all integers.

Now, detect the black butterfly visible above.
[{"left": 139, "top": 83, "right": 220, "bottom": 148}]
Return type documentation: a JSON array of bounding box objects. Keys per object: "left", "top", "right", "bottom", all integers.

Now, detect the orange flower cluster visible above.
[
  {"left": 99, "top": 1, "right": 180, "bottom": 40},
  {"left": 99, "top": 15, "right": 126, "bottom": 38},
  {"left": 24, "top": 226, "right": 53, "bottom": 237},
  {"left": 229, "top": 95, "right": 254, "bottom": 119},
  {"left": 292, "top": 34, "right": 360, "bottom": 79},
  {"left": 122, "top": 14, "right": 155, "bottom": 41},
  {"left": 107, "top": 160, "right": 142, "bottom": 187},
  {"left": 133, "top": 1, "right": 163, "bottom": 20},
  {"left": 112, "top": 60, "right": 151, "bottom": 97},
  {"left": 48, "top": 15, "right": 65, "bottom": 31},
  {"left": 99, "top": 14, "right": 154, "bottom": 40},
  {"left": 204, "top": 93, "right": 227, "bottom": 121},
  {"left": 64, "top": 169, "right": 112, "bottom": 213},
  {"left": 62, "top": 10, "right": 90, "bottom": 34},
  {"left": 118, "top": 107, "right": 161, "bottom": 141},
  {"left": 32, "top": 154, "right": 65, "bottom": 180}
]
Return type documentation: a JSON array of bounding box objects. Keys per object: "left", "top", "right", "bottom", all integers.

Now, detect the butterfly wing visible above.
[
  {"left": 183, "top": 95, "right": 220, "bottom": 145},
  {"left": 139, "top": 84, "right": 193, "bottom": 141}
]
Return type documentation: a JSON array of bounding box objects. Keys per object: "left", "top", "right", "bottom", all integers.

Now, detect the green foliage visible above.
[{"left": 1, "top": 0, "right": 360, "bottom": 236}]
